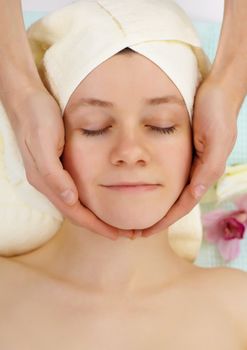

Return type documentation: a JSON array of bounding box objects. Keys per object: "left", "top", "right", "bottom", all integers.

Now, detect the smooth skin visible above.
[
  {"left": 0, "top": 52, "right": 247, "bottom": 349},
  {"left": 143, "top": 0, "right": 247, "bottom": 236},
  {"left": 0, "top": 0, "right": 246, "bottom": 240}
]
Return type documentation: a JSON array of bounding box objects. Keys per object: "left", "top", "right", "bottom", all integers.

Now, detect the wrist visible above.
[
  {"left": 210, "top": 0, "right": 247, "bottom": 100},
  {"left": 0, "top": 58, "right": 44, "bottom": 102},
  {"left": 209, "top": 57, "right": 247, "bottom": 108},
  {"left": 1, "top": 82, "right": 49, "bottom": 131}
]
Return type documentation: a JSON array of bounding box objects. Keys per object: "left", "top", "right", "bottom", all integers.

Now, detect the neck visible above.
[{"left": 14, "top": 219, "right": 193, "bottom": 297}]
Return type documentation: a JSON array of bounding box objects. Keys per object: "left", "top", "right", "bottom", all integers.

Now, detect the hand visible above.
[
  {"left": 4, "top": 86, "right": 134, "bottom": 240},
  {"left": 141, "top": 76, "right": 239, "bottom": 237}
]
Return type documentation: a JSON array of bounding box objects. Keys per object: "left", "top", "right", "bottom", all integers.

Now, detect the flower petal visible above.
[
  {"left": 204, "top": 225, "right": 222, "bottom": 243},
  {"left": 219, "top": 216, "right": 246, "bottom": 240},
  {"left": 202, "top": 209, "right": 227, "bottom": 229},
  {"left": 217, "top": 238, "right": 241, "bottom": 262},
  {"left": 233, "top": 193, "right": 247, "bottom": 211}
]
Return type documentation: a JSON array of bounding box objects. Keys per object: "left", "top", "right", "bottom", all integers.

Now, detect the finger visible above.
[
  {"left": 189, "top": 145, "right": 227, "bottom": 196},
  {"left": 134, "top": 230, "right": 143, "bottom": 238},
  {"left": 118, "top": 230, "right": 137, "bottom": 239},
  {"left": 142, "top": 144, "right": 227, "bottom": 238},
  {"left": 64, "top": 203, "right": 120, "bottom": 240},
  {"left": 20, "top": 146, "right": 120, "bottom": 240},
  {"left": 24, "top": 137, "right": 79, "bottom": 205},
  {"left": 142, "top": 182, "right": 199, "bottom": 237},
  {"left": 22, "top": 142, "right": 136, "bottom": 240},
  {"left": 63, "top": 205, "right": 135, "bottom": 241}
]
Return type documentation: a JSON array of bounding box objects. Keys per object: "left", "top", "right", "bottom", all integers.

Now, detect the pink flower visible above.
[{"left": 202, "top": 193, "right": 247, "bottom": 262}]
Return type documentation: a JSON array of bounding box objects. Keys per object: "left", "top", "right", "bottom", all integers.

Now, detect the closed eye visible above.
[
  {"left": 81, "top": 125, "right": 176, "bottom": 136},
  {"left": 148, "top": 125, "right": 176, "bottom": 135}
]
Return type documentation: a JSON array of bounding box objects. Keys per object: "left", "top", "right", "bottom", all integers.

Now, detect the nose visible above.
[{"left": 110, "top": 131, "right": 151, "bottom": 167}]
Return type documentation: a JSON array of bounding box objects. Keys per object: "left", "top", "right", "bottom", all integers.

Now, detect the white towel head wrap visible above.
[
  {"left": 0, "top": 0, "right": 210, "bottom": 258},
  {"left": 28, "top": 0, "right": 210, "bottom": 119}
]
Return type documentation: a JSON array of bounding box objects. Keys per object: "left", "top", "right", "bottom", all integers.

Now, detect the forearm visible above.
[
  {"left": 210, "top": 0, "right": 247, "bottom": 104},
  {"left": 0, "top": 0, "right": 43, "bottom": 101}
]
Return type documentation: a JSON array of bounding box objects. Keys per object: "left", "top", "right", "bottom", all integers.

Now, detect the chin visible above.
[
  {"left": 112, "top": 221, "right": 157, "bottom": 230},
  {"left": 80, "top": 192, "right": 175, "bottom": 230},
  {"left": 93, "top": 209, "right": 168, "bottom": 230}
]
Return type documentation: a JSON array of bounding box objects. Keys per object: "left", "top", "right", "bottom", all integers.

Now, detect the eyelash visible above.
[{"left": 81, "top": 125, "right": 176, "bottom": 137}]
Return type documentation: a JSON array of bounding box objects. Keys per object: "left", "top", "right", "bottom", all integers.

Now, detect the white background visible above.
[{"left": 21, "top": 0, "right": 224, "bottom": 22}]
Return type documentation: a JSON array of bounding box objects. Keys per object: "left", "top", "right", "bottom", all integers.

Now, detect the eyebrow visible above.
[{"left": 70, "top": 95, "right": 185, "bottom": 111}]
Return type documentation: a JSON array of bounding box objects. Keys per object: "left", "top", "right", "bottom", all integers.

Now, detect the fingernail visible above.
[
  {"left": 60, "top": 189, "right": 76, "bottom": 205},
  {"left": 194, "top": 185, "right": 206, "bottom": 199},
  {"left": 135, "top": 230, "right": 142, "bottom": 237},
  {"left": 111, "top": 235, "right": 119, "bottom": 241},
  {"left": 128, "top": 231, "right": 135, "bottom": 240},
  {"left": 142, "top": 233, "right": 150, "bottom": 237}
]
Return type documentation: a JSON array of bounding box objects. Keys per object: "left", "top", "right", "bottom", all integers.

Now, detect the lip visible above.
[
  {"left": 102, "top": 182, "right": 160, "bottom": 186},
  {"left": 101, "top": 183, "right": 161, "bottom": 192}
]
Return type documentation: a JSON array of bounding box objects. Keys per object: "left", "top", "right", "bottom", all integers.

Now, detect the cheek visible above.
[
  {"left": 62, "top": 137, "right": 97, "bottom": 188},
  {"left": 157, "top": 134, "right": 192, "bottom": 192}
]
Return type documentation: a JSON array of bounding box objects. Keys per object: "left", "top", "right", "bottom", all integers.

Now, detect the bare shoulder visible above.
[
  {"left": 194, "top": 265, "right": 247, "bottom": 345},
  {"left": 0, "top": 255, "right": 22, "bottom": 286},
  {"left": 0, "top": 255, "right": 39, "bottom": 283},
  {"left": 201, "top": 266, "right": 247, "bottom": 306},
  {"left": 0, "top": 256, "right": 15, "bottom": 280},
  {"left": 0, "top": 255, "right": 21, "bottom": 275},
  {"left": 0, "top": 256, "right": 33, "bottom": 300},
  {"left": 0, "top": 257, "right": 21, "bottom": 313}
]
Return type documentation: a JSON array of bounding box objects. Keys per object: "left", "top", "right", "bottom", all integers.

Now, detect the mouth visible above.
[{"left": 100, "top": 183, "right": 161, "bottom": 192}]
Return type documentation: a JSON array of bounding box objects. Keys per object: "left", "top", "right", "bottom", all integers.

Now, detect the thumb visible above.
[
  {"left": 24, "top": 136, "right": 78, "bottom": 206},
  {"left": 189, "top": 140, "right": 227, "bottom": 200}
]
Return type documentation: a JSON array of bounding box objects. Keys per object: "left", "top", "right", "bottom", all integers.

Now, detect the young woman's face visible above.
[{"left": 62, "top": 52, "right": 193, "bottom": 230}]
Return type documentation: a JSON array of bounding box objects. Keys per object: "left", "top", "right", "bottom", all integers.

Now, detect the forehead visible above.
[{"left": 66, "top": 53, "right": 185, "bottom": 113}]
